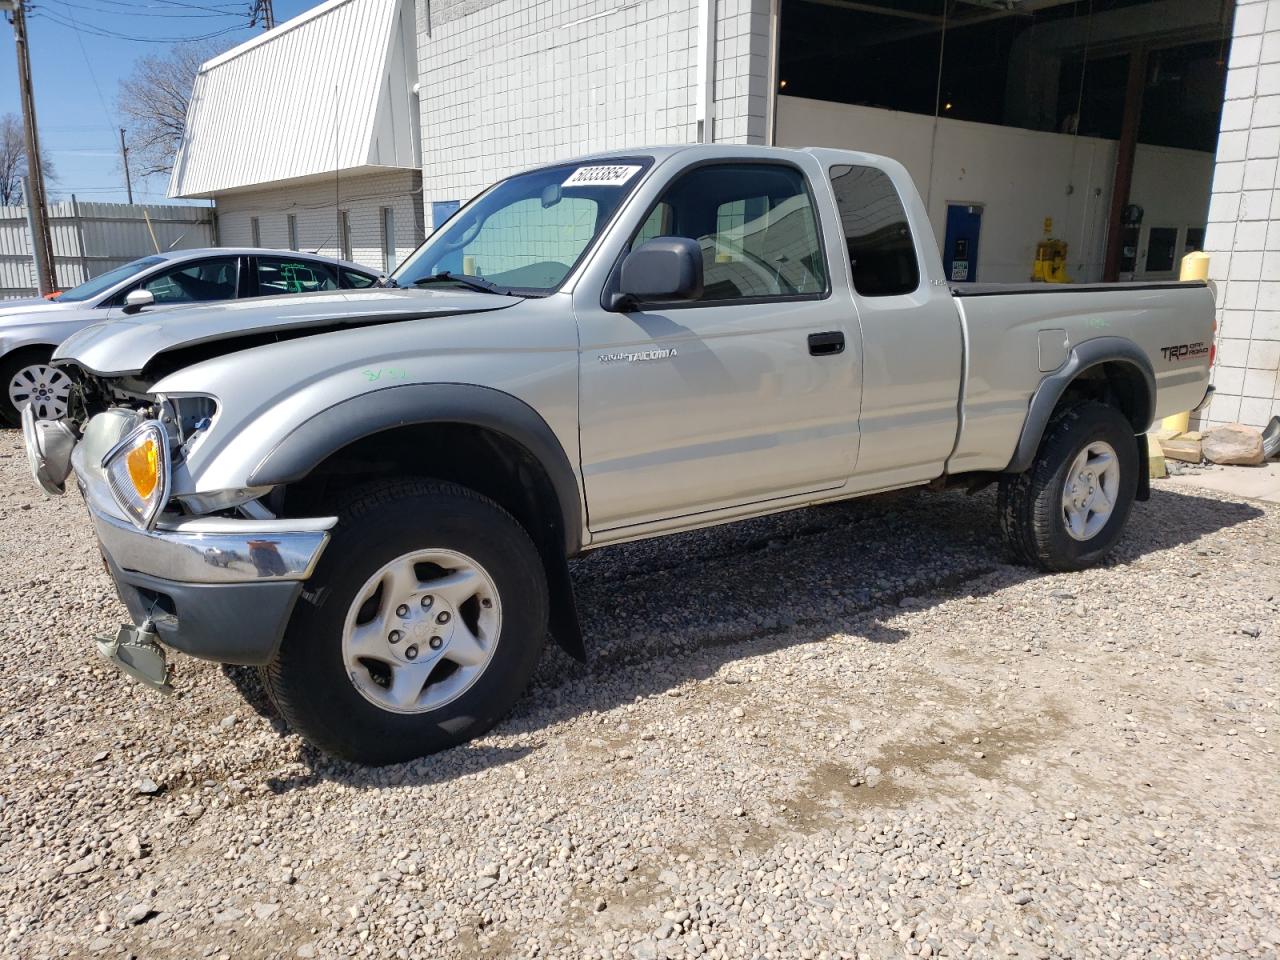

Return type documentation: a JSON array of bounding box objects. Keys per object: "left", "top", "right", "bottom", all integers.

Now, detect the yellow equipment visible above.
[
  {"left": 1032, "top": 237, "right": 1071, "bottom": 283},
  {"left": 1160, "top": 250, "right": 1213, "bottom": 433}
]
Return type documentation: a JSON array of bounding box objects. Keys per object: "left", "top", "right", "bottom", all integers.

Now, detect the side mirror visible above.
[
  {"left": 612, "top": 237, "right": 703, "bottom": 311},
  {"left": 122, "top": 289, "right": 155, "bottom": 314}
]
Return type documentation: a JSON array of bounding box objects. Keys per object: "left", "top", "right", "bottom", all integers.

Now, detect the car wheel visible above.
[
  {"left": 998, "top": 401, "right": 1139, "bottom": 572},
  {"left": 261, "top": 479, "right": 548, "bottom": 765},
  {"left": 1, "top": 348, "right": 72, "bottom": 426}
]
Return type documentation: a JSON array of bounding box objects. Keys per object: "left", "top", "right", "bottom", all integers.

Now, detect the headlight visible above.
[{"left": 103, "top": 420, "right": 170, "bottom": 530}]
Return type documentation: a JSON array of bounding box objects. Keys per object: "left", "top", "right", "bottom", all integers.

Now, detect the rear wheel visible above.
[
  {"left": 1, "top": 348, "right": 71, "bottom": 426},
  {"left": 998, "top": 401, "right": 1138, "bottom": 572},
  {"left": 262, "top": 479, "right": 548, "bottom": 765}
]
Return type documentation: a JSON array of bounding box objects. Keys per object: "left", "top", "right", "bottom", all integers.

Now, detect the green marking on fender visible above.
[{"left": 362, "top": 368, "right": 409, "bottom": 382}]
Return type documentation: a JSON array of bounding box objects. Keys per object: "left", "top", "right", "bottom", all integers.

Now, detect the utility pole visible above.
[
  {"left": 251, "top": 0, "right": 275, "bottom": 30},
  {"left": 119, "top": 128, "right": 134, "bottom": 204},
  {"left": 2, "top": 0, "right": 57, "bottom": 294}
]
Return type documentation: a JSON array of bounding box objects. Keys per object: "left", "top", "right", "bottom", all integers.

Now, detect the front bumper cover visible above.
[
  {"left": 78, "top": 467, "right": 335, "bottom": 664},
  {"left": 34, "top": 415, "right": 337, "bottom": 665}
]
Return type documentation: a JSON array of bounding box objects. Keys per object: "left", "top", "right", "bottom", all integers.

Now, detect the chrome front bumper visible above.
[
  {"left": 89, "top": 501, "right": 333, "bottom": 584},
  {"left": 72, "top": 446, "right": 336, "bottom": 664},
  {"left": 71, "top": 442, "right": 335, "bottom": 586},
  {"left": 23, "top": 409, "right": 337, "bottom": 665}
]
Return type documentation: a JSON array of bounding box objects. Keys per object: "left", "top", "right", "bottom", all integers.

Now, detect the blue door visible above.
[{"left": 943, "top": 204, "right": 983, "bottom": 283}]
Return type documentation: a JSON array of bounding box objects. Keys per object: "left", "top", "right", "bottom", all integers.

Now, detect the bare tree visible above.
[
  {"left": 0, "top": 113, "right": 56, "bottom": 207},
  {"left": 117, "top": 43, "right": 222, "bottom": 179}
]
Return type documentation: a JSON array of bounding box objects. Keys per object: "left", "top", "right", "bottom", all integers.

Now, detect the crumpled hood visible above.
[{"left": 54, "top": 287, "right": 522, "bottom": 375}]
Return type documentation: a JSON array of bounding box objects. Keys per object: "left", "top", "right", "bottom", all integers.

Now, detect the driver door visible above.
[
  {"left": 576, "top": 160, "right": 861, "bottom": 532},
  {"left": 103, "top": 256, "right": 244, "bottom": 317}
]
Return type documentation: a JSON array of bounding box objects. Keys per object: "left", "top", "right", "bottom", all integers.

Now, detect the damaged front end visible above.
[{"left": 20, "top": 365, "right": 336, "bottom": 690}]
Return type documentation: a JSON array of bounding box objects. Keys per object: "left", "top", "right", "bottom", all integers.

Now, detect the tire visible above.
[
  {"left": 1, "top": 347, "right": 71, "bottom": 427},
  {"left": 262, "top": 479, "right": 548, "bottom": 765},
  {"left": 998, "top": 401, "right": 1139, "bottom": 572}
]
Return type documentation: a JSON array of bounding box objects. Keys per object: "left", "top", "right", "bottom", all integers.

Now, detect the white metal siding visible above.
[
  {"left": 169, "top": 0, "right": 418, "bottom": 198},
  {"left": 1, "top": 201, "right": 214, "bottom": 299},
  {"left": 213, "top": 169, "right": 424, "bottom": 272}
]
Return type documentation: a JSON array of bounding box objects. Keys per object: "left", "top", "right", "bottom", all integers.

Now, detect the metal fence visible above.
[{"left": 0, "top": 199, "right": 216, "bottom": 299}]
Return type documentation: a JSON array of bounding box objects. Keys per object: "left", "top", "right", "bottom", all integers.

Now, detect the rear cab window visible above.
[{"left": 828, "top": 164, "right": 919, "bottom": 297}]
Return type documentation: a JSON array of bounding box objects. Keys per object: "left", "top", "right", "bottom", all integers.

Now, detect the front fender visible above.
[{"left": 248, "top": 382, "right": 583, "bottom": 556}]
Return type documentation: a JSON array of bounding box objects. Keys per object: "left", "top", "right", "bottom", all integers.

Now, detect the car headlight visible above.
[{"left": 103, "top": 420, "right": 170, "bottom": 530}]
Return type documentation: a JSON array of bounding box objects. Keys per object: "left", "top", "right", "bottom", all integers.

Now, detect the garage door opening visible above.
[{"left": 773, "top": 0, "right": 1232, "bottom": 284}]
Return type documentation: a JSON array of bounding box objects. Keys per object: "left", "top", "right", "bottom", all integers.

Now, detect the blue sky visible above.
[{"left": 1, "top": 0, "right": 315, "bottom": 204}]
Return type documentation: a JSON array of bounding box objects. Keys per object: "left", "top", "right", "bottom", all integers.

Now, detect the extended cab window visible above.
[
  {"left": 829, "top": 165, "right": 919, "bottom": 297},
  {"left": 639, "top": 163, "right": 826, "bottom": 302},
  {"left": 255, "top": 257, "right": 338, "bottom": 296}
]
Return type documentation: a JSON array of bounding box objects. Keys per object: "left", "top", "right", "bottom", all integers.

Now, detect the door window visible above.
[
  {"left": 829, "top": 165, "right": 920, "bottom": 296},
  {"left": 139, "top": 257, "right": 240, "bottom": 304},
  {"left": 341, "top": 269, "right": 378, "bottom": 289},
  {"left": 255, "top": 257, "right": 339, "bottom": 296},
  {"left": 637, "top": 164, "right": 826, "bottom": 302}
]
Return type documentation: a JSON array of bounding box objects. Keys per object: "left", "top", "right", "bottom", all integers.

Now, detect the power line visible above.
[
  {"left": 31, "top": 6, "right": 246, "bottom": 41},
  {"left": 50, "top": 0, "right": 246, "bottom": 18}
]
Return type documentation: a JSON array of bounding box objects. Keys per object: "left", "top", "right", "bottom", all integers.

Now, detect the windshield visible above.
[
  {"left": 55, "top": 256, "right": 166, "bottom": 303},
  {"left": 392, "top": 159, "right": 652, "bottom": 295}
]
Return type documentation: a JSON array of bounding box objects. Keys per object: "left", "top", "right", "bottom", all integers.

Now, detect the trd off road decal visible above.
[{"left": 1160, "top": 342, "right": 1209, "bottom": 362}]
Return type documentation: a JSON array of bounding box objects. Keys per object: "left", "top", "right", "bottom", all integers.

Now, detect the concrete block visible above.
[
  {"left": 1147, "top": 439, "right": 1167, "bottom": 479},
  {"left": 1161, "top": 436, "right": 1203, "bottom": 463}
]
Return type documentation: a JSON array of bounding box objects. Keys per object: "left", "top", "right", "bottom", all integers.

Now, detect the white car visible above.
[{"left": 0, "top": 248, "right": 380, "bottom": 424}]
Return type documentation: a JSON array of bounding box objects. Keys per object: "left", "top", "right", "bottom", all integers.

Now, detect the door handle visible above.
[{"left": 808, "top": 331, "right": 845, "bottom": 356}]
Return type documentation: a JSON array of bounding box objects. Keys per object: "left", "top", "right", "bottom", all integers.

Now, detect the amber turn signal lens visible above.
[{"left": 125, "top": 439, "right": 159, "bottom": 499}]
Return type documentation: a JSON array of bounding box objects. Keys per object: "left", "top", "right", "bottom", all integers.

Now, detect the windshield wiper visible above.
[{"left": 412, "top": 272, "right": 507, "bottom": 295}]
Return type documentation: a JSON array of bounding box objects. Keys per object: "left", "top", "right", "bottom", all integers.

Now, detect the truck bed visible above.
[{"left": 951, "top": 280, "right": 1209, "bottom": 297}]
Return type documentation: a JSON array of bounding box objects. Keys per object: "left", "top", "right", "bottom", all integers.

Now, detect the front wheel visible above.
[
  {"left": 998, "top": 401, "right": 1139, "bottom": 572},
  {"left": 1, "top": 348, "right": 72, "bottom": 426},
  {"left": 262, "top": 480, "right": 548, "bottom": 765}
]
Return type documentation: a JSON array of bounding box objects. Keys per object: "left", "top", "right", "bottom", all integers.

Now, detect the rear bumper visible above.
[{"left": 1191, "top": 384, "right": 1215, "bottom": 414}]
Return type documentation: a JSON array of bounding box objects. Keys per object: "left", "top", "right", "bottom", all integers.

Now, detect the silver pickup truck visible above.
[{"left": 23, "top": 144, "right": 1214, "bottom": 765}]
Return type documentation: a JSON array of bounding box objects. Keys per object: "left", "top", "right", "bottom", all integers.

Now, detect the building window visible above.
[
  {"left": 287, "top": 214, "right": 298, "bottom": 251},
  {"left": 339, "top": 210, "right": 352, "bottom": 261},
  {"left": 381, "top": 207, "right": 396, "bottom": 273},
  {"left": 250, "top": 216, "right": 261, "bottom": 248}
]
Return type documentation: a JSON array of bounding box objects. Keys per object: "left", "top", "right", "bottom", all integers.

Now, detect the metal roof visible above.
[{"left": 168, "top": 0, "right": 419, "bottom": 199}]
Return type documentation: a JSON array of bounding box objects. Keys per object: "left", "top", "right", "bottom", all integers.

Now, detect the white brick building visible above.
[
  {"left": 1203, "top": 0, "right": 1280, "bottom": 429},
  {"left": 169, "top": 0, "right": 425, "bottom": 272},
  {"left": 415, "top": 0, "right": 772, "bottom": 229}
]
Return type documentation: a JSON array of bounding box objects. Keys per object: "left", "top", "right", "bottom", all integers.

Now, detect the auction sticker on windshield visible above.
[{"left": 562, "top": 165, "right": 642, "bottom": 187}]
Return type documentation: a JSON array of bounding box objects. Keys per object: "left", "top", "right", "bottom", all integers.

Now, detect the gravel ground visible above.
[{"left": 1, "top": 429, "right": 1277, "bottom": 960}]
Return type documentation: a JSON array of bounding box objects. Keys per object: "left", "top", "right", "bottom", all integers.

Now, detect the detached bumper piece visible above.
[{"left": 96, "top": 621, "right": 173, "bottom": 694}]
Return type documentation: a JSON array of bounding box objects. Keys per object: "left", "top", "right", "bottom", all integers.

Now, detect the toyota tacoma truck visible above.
[{"left": 22, "top": 145, "right": 1215, "bottom": 765}]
